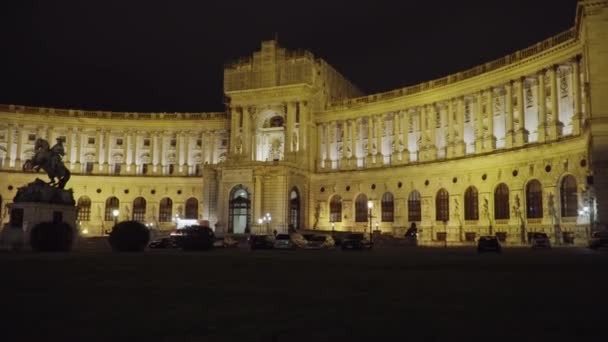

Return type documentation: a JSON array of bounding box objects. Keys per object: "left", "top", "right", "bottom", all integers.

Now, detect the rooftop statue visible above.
[{"left": 23, "top": 138, "right": 71, "bottom": 189}]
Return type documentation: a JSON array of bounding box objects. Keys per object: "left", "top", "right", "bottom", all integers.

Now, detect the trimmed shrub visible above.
[
  {"left": 176, "top": 225, "right": 215, "bottom": 251},
  {"left": 30, "top": 222, "right": 74, "bottom": 252},
  {"left": 108, "top": 221, "right": 150, "bottom": 252}
]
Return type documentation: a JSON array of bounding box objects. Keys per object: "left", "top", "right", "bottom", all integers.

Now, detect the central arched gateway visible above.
[
  {"left": 289, "top": 187, "right": 300, "bottom": 230},
  {"left": 229, "top": 185, "right": 251, "bottom": 234}
]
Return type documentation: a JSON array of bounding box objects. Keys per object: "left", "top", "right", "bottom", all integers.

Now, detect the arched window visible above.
[
  {"left": 560, "top": 175, "right": 578, "bottom": 217},
  {"left": 381, "top": 192, "right": 394, "bottom": 222},
  {"left": 77, "top": 196, "right": 91, "bottom": 221},
  {"left": 104, "top": 196, "right": 119, "bottom": 221},
  {"left": 330, "top": 195, "right": 342, "bottom": 223},
  {"left": 355, "top": 194, "right": 368, "bottom": 222},
  {"left": 132, "top": 197, "right": 146, "bottom": 222},
  {"left": 185, "top": 198, "right": 199, "bottom": 219},
  {"left": 526, "top": 180, "right": 543, "bottom": 219},
  {"left": 159, "top": 198, "right": 173, "bottom": 222},
  {"left": 289, "top": 188, "right": 300, "bottom": 230},
  {"left": 436, "top": 189, "right": 449, "bottom": 222},
  {"left": 464, "top": 186, "right": 479, "bottom": 220},
  {"left": 494, "top": 183, "right": 510, "bottom": 220},
  {"left": 408, "top": 191, "right": 421, "bottom": 222}
]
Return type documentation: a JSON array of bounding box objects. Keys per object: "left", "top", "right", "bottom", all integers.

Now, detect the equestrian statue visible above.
[{"left": 22, "top": 138, "right": 71, "bottom": 189}]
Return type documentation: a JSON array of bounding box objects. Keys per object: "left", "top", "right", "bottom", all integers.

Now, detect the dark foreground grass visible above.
[{"left": 1, "top": 246, "right": 607, "bottom": 342}]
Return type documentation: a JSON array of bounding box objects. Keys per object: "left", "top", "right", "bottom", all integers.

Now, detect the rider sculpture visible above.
[{"left": 23, "top": 138, "right": 71, "bottom": 189}]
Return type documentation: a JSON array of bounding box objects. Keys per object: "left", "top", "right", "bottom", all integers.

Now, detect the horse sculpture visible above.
[{"left": 22, "top": 138, "right": 71, "bottom": 189}]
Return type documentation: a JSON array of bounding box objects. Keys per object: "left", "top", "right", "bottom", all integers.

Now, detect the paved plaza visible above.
[{"left": 2, "top": 244, "right": 607, "bottom": 341}]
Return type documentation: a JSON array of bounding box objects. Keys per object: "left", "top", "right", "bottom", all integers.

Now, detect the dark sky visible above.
[{"left": 0, "top": 0, "right": 578, "bottom": 113}]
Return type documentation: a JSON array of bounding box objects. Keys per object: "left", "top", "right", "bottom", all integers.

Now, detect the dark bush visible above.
[
  {"left": 176, "top": 225, "right": 215, "bottom": 251},
  {"left": 30, "top": 222, "right": 74, "bottom": 252},
  {"left": 108, "top": 221, "right": 150, "bottom": 252}
]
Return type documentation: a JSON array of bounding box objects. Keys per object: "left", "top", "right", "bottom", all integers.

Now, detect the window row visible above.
[
  {"left": 328, "top": 176, "right": 579, "bottom": 223},
  {"left": 76, "top": 196, "right": 200, "bottom": 222}
]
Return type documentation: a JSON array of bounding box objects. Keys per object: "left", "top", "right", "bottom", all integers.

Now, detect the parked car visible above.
[
  {"left": 305, "top": 234, "right": 335, "bottom": 249},
  {"left": 589, "top": 230, "right": 608, "bottom": 249},
  {"left": 341, "top": 233, "right": 373, "bottom": 250},
  {"left": 248, "top": 235, "right": 275, "bottom": 250},
  {"left": 213, "top": 235, "right": 239, "bottom": 248},
  {"left": 289, "top": 232, "right": 309, "bottom": 248},
  {"left": 274, "top": 233, "right": 296, "bottom": 250},
  {"left": 175, "top": 225, "right": 216, "bottom": 251},
  {"left": 531, "top": 232, "right": 551, "bottom": 249},
  {"left": 148, "top": 237, "right": 177, "bottom": 249},
  {"left": 477, "top": 235, "right": 501, "bottom": 253}
]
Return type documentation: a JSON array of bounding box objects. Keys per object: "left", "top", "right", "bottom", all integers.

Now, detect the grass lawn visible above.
[{"left": 1, "top": 245, "right": 607, "bottom": 341}]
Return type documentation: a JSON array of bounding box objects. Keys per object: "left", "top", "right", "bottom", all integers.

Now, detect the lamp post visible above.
[
  {"left": 259, "top": 212, "right": 271, "bottom": 234},
  {"left": 112, "top": 209, "right": 119, "bottom": 229},
  {"left": 367, "top": 200, "right": 373, "bottom": 242}
]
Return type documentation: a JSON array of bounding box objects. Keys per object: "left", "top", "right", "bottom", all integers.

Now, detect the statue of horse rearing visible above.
[{"left": 23, "top": 138, "right": 71, "bottom": 189}]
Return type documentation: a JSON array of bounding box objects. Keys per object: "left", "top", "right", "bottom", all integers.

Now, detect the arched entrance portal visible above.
[
  {"left": 289, "top": 187, "right": 300, "bottom": 230},
  {"left": 229, "top": 185, "right": 251, "bottom": 234}
]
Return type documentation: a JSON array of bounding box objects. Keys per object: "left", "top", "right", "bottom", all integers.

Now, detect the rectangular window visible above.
[
  {"left": 196, "top": 139, "right": 202, "bottom": 147},
  {"left": 88, "top": 137, "right": 95, "bottom": 145},
  {"left": 114, "top": 163, "right": 121, "bottom": 175},
  {"left": 0, "top": 134, "right": 5, "bottom": 141},
  {"left": 221, "top": 139, "right": 228, "bottom": 147},
  {"left": 85, "top": 162, "right": 94, "bottom": 174},
  {"left": 170, "top": 139, "right": 176, "bottom": 147},
  {"left": 116, "top": 138, "right": 123, "bottom": 146},
  {"left": 143, "top": 139, "right": 150, "bottom": 147},
  {"left": 142, "top": 163, "right": 148, "bottom": 175},
  {"left": 28, "top": 134, "right": 37, "bottom": 141},
  {"left": 195, "top": 164, "right": 201, "bottom": 176},
  {"left": 168, "top": 164, "right": 175, "bottom": 175}
]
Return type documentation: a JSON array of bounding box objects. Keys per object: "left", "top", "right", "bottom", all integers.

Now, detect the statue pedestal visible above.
[
  {"left": 2, "top": 179, "right": 78, "bottom": 250},
  {"left": 4, "top": 202, "right": 77, "bottom": 249}
]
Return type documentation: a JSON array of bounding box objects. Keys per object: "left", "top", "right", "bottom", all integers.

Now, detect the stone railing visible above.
[
  {"left": 0, "top": 104, "right": 227, "bottom": 120},
  {"left": 326, "top": 28, "right": 577, "bottom": 110}
]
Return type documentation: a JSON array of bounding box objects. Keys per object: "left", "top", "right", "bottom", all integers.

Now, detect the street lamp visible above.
[
  {"left": 331, "top": 222, "right": 335, "bottom": 234},
  {"left": 367, "top": 200, "right": 373, "bottom": 242},
  {"left": 112, "top": 209, "right": 119, "bottom": 228},
  {"left": 259, "top": 212, "right": 272, "bottom": 234}
]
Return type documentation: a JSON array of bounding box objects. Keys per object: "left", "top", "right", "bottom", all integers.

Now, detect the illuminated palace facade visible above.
[{"left": 1, "top": 1, "right": 607, "bottom": 245}]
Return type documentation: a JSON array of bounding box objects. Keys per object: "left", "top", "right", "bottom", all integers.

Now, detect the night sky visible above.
[{"left": 0, "top": 0, "right": 578, "bottom": 113}]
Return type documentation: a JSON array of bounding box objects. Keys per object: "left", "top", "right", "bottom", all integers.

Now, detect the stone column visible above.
[
  {"left": 5, "top": 123, "right": 14, "bottom": 168},
  {"left": 548, "top": 65, "right": 563, "bottom": 139},
  {"left": 340, "top": 121, "right": 348, "bottom": 168},
  {"left": 121, "top": 130, "right": 128, "bottom": 174},
  {"left": 401, "top": 111, "right": 409, "bottom": 162},
  {"left": 376, "top": 115, "right": 383, "bottom": 163},
  {"left": 74, "top": 128, "right": 83, "bottom": 171},
  {"left": 514, "top": 78, "right": 529, "bottom": 146},
  {"left": 505, "top": 82, "right": 514, "bottom": 149},
  {"left": 317, "top": 124, "right": 324, "bottom": 168},
  {"left": 15, "top": 125, "right": 24, "bottom": 169},
  {"left": 184, "top": 131, "right": 191, "bottom": 175},
  {"left": 350, "top": 119, "right": 356, "bottom": 161},
  {"left": 455, "top": 98, "right": 466, "bottom": 156},
  {"left": 244, "top": 107, "right": 252, "bottom": 158},
  {"left": 572, "top": 56, "right": 582, "bottom": 135},
  {"left": 537, "top": 70, "right": 547, "bottom": 143},
  {"left": 475, "top": 92, "right": 484, "bottom": 153},
  {"left": 427, "top": 105, "right": 437, "bottom": 160},
  {"left": 104, "top": 129, "right": 112, "bottom": 173},
  {"left": 230, "top": 107, "right": 238, "bottom": 154},
  {"left": 419, "top": 106, "right": 427, "bottom": 151},
  {"left": 208, "top": 131, "right": 216, "bottom": 165},
  {"left": 392, "top": 113, "right": 400, "bottom": 162},
  {"left": 366, "top": 117, "right": 374, "bottom": 166},
  {"left": 127, "top": 131, "right": 136, "bottom": 174},
  {"left": 286, "top": 102, "right": 295, "bottom": 153},
  {"left": 446, "top": 100, "right": 454, "bottom": 158},
  {"left": 324, "top": 123, "right": 332, "bottom": 166},
  {"left": 95, "top": 129, "right": 103, "bottom": 172},
  {"left": 201, "top": 131, "right": 207, "bottom": 165},
  {"left": 151, "top": 131, "right": 159, "bottom": 174},
  {"left": 64, "top": 127, "right": 72, "bottom": 165},
  {"left": 485, "top": 88, "right": 496, "bottom": 151}
]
